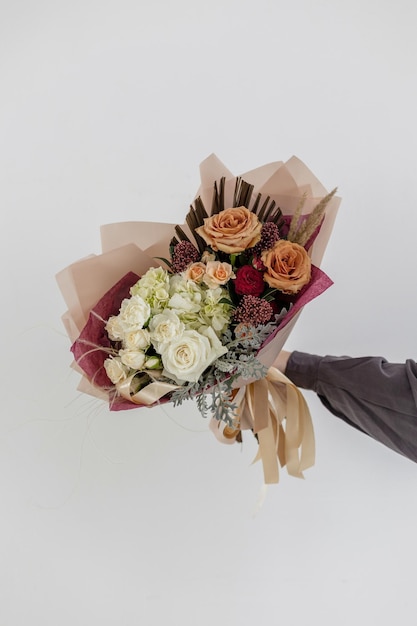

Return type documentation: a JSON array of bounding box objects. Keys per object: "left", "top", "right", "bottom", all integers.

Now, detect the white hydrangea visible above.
[{"left": 168, "top": 274, "right": 203, "bottom": 315}]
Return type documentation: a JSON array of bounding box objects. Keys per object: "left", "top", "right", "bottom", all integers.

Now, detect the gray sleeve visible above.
[{"left": 285, "top": 351, "right": 417, "bottom": 463}]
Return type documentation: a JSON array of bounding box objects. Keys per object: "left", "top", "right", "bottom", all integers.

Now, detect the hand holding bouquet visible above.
[{"left": 57, "top": 155, "right": 340, "bottom": 483}]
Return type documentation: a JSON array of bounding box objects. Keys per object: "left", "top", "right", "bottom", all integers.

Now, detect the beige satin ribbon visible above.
[
  {"left": 116, "top": 371, "right": 179, "bottom": 405},
  {"left": 210, "top": 367, "right": 315, "bottom": 484},
  {"left": 115, "top": 367, "right": 315, "bottom": 484}
]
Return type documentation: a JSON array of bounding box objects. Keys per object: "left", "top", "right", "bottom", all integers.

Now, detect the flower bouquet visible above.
[{"left": 57, "top": 154, "right": 340, "bottom": 483}]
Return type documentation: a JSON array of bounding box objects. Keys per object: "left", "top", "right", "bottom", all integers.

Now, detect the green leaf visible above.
[
  {"left": 219, "top": 297, "right": 235, "bottom": 307},
  {"left": 263, "top": 287, "right": 280, "bottom": 302},
  {"left": 154, "top": 256, "right": 173, "bottom": 270}
]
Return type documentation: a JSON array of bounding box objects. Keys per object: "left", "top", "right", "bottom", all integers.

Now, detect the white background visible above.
[{"left": 1, "top": 1, "right": 417, "bottom": 624}]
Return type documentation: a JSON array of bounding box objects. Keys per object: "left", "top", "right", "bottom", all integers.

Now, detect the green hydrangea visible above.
[
  {"left": 130, "top": 267, "right": 170, "bottom": 314},
  {"left": 200, "top": 286, "right": 233, "bottom": 335}
]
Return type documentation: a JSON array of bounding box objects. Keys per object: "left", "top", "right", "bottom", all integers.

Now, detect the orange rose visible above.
[
  {"left": 203, "top": 261, "right": 235, "bottom": 288},
  {"left": 262, "top": 240, "right": 311, "bottom": 294},
  {"left": 184, "top": 262, "right": 206, "bottom": 283},
  {"left": 195, "top": 206, "right": 262, "bottom": 254}
]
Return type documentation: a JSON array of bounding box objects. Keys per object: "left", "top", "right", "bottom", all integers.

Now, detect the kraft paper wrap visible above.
[{"left": 56, "top": 154, "right": 340, "bottom": 478}]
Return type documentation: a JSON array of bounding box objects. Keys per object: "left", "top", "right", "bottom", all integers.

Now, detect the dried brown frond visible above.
[
  {"left": 251, "top": 192, "right": 262, "bottom": 215},
  {"left": 174, "top": 226, "right": 191, "bottom": 245},
  {"left": 233, "top": 177, "right": 241, "bottom": 208},
  {"left": 290, "top": 187, "right": 337, "bottom": 247},
  {"left": 194, "top": 197, "right": 209, "bottom": 222},
  {"left": 256, "top": 195, "right": 284, "bottom": 227},
  {"left": 211, "top": 177, "right": 226, "bottom": 215},
  {"left": 233, "top": 177, "right": 254, "bottom": 208},
  {"left": 173, "top": 194, "right": 210, "bottom": 254},
  {"left": 287, "top": 193, "right": 307, "bottom": 241},
  {"left": 267, "top": 206, "right": 286, "bottom": 229},
  {"left": 257, "top": 195, "right": 272, "bottom": 221},
  {"left": 261, "top": 199, "right": 277, "bottom": 222},
  {"left": 181, "top": 196, "right": 211, "bottom": 253}
]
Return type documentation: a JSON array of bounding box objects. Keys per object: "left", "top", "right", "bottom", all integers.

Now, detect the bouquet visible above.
[{"left": 57, "top": 154, "right": 340, "bottom": 483}]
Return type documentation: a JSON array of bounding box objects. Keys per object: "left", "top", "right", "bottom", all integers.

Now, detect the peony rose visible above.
[
  {"left": 104, "top": 357, "right": 129, "bottom": 384},
  {"left": 160, "top": 326, "right": 227, "bottom": 383},
  {"left": 261, "top": 240, "right": 311, "bottom": 294},
  {"left": 149, "top": 310, "right": 185, "bottom": 351},
  {"left": 195, "top": 206, "right": 262, "bottom": 254},
  {"left": 184, "top": 262, "right": 206, "bottom": 283},
  {"left": 118, "top": 294, "right": 151, "bottom": 331},
  {"left": 105, "top": 315, "right": 125, "bottom": 341},
  {"left": 203, "top": 261, "right": 235, "bottom": 288},
  {"left": 234, "top": 265, "right": 265, "bottom": 297}
]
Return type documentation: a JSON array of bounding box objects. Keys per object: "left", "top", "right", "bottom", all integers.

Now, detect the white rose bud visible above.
[
  {"left": 104, "top": 357, "right": 128, "bottom": 384},
  {"left": 119, "top": 349, "right": 147, "bottom": 370},
  {"left": 201, "top": 250, "right": 216, "bottom": 263},
  {"left": 144, "top": 356, "right": 162, "bottom": 370},
  {"left": 123, "top": 328, "right": 151, "bottom": 350}
]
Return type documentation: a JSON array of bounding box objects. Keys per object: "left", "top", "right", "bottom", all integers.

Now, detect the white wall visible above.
[{"left": 1, "top": 1, "right": 417, "bottom": 624}]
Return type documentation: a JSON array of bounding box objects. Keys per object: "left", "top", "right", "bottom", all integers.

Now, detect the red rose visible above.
[{"left": 234, "top": 265, "right": 265, "bottom": 296}]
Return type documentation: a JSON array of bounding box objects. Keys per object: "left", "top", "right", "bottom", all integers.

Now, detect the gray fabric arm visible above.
[{"left": 285, "top": 351, "right": 417, "bottom": 463}]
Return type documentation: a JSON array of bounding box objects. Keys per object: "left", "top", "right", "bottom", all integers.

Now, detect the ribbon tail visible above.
[
  {"left": 207, "top": 366, "right": 315, "bottom": 486},
  {"left": 246, "top": 367, "right": 316, "bottom": 484}
]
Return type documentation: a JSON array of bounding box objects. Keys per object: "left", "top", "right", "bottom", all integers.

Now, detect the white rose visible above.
[
  {"left": 149, "top": 310, "right": 184, "bottom": 351},
  {"left": 104, "top": 357, "right": 129, "bottom": 384},
  {"left": 105, "top": 315, "right": 125, "bottom": 341},
  {"left": 119, "top": 349, "right": 147, "bottom": 370},
  {"left": 123, "top": 328, "right": 151, "bottom": 350},
  {"left": 161, "top": 327, "right": 227, "bottom": 384},
  {"left": 118, "top": 295, "right": 151, "bottom": 331}
]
